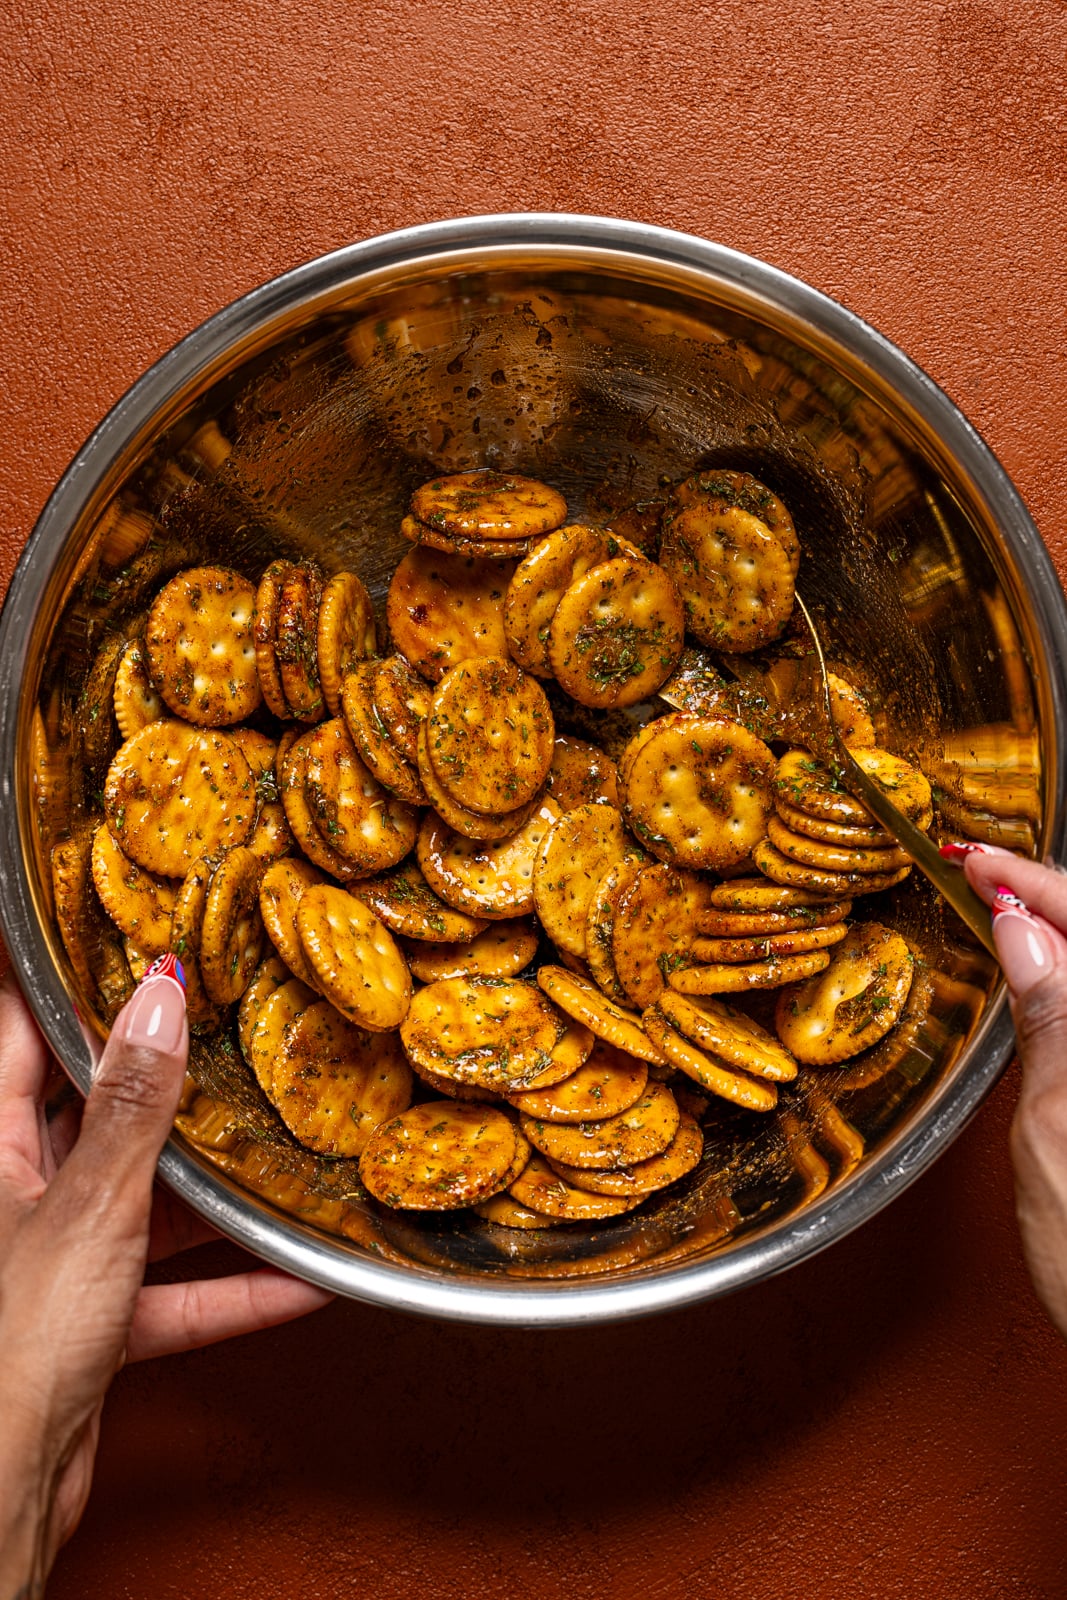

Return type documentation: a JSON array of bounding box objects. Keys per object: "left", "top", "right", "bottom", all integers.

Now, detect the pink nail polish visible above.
[
  {"left": 992, "top": 886, "right": 1057, "bottom": 993},
  {"left": 939, "top": 841, "right": 1013, "bottom": 863},
  {"left": 115, "top": 971, "right": 187, "bottom": 1053}
]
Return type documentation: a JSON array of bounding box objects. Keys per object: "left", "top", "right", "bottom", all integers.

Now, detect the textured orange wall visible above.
[{"left": 5, "top": 1, "right": 1067, "bottom": 1595}]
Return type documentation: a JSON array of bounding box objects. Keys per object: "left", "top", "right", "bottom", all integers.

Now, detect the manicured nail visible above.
[
  {"left": 939, "top": 841, "right": 1013, "bottom": 864},
  {"left": 992, "top": 886, "right": 1057, "bottom": 993},
  {"left": 115, "top": 964, "right": 187, "bottom": 1053}
]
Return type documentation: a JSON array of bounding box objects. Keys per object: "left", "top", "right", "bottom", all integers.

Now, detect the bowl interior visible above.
[{"left": 8, "top": 225, "right": 1057, "bottom": 1316}]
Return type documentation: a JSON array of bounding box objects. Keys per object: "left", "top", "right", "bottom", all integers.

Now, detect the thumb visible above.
[{"left": 61, "top": 959, "right": 188, "bottom": 1232}]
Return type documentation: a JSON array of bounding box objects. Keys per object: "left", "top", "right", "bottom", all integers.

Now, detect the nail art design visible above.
[
  {"left": 938, "top": 841, "right": 1011, "bottom": 863},
  {"left": 992, "top": 885, "right": 1036, "bottom": 921},
  {"left": 141, "top": 952, "right": 187, "bottom": 993}
]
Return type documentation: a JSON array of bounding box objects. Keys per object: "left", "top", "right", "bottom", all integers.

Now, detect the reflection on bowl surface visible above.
[{"left": 3, "top": 215, "right": 1063, "bottom": 1324}]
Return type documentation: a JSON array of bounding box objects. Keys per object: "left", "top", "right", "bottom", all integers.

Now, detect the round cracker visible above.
[
  {"left": 690, "top": 922, "right": 849, "bottom": 963},
  {"left": 253, "top": 559, "right": 295, "bottom": 718},
  {"left": 826, "top": 672, "right": 876, "bottom": 748},
  {"left": 360, "top": 1101, "right": 520, "bottom": 1210},
  {"left": 417, "top": 799, "right": 560, "bottom": 920},
  {"left": 399, "top": 517, "right": 536, "bottom": 560},
  {"left": 774, "top": 748, "right": 931, "bottom": 827},
  {"left": 90, "top": 823, "right": 176, "bottom": 956},
  {"left": 533, "top": 803, "right": 642, "bottom": 957},
  {"left": 416, "top": 718, "right": 538, "bottom": 842},
  {"left": 426, "top": 656, "right": 554, "bottom": 816},
  {"left": 773, "top": 799, "right": 894, "bottom": 848},
  {"left": 753, "top": 838, "right": 912, "bottom": 897},
  {"left": 509, "top": 1151, "right": 639, "bottom": 1220},
  {"left": 507, "top": 1041, "right": 648, "bottom": 1123},
  {"left": 113, "top": 639, "right": 164, "bottom": 740},
  {"left": 585, "top": 857, "right": 645, "bottom": 1004},
  {"left": 548, "top": 555, "right": 685, "bottom": 708},
  {"left": 656, "top": 990, "right": 799, "bottom": 1082},
  {"left": 612, "top": 863, "right": 709, "bottom": 1008},
  {"left": 547, "top": 1112, "right": 703, "bottom": 1197},
  {"left": 169, "top": 855, "right": 227, "bottom": 1027},
  {"left": 317, "top": 570, "right": 377, "bottom": 716},
  {"left": 352, "top": 857, "right": 489, "bottom": 943},
  {"left": 696, "top": 900, "right": 852, "bottom": 936},
  {"left": 520, "top": 1080, "right": 679, "bottom": 1170},
  {"left": 708, "top": 876, "right": 849, "bottom": 912},
  {"left": 199, "top": 844, "right": 266, "bottom": 1005},
  {"left": 673, "top": 469, "right": 800, "bottom": 572},
  {"left": 244, "top": 975, "right": 316, "bottom": 1094},
  {"left": 341, "top": 660, "right": 427, "bottom": 805},
  {"left": 669, "top": 948, "right": 833, "bottom": 994},
  {"left": 660, "top": 499, "right": 795, "bottom": 651},
  {"left": 473, "top": 1192, "right": 556, "bottom": 1229},
  {"left": 775, "top": 921, "right": 915, "bottom": 1065},
  {"left": 270, "top": 1001, "right": 412, "bottom": 1157},
  {"left": 621, "top": 714, "right": 776, "bottom": 871},
  {"left": 296, "top": 883, "right": 412, "bottom": 1031},
  {"left": 411, "top": 470, "right": 567, "bottom": 540},
  {"left": 373, "top": 653, "right": 431, "bottom": 765},
  {"left": 104, "top": 721, "right": 255, "bottom": 877},
  {"left": 766, "top": 814, "right": 912, "bottom": 874},
  {"left": 386, "top": 546, "right": 515, "bottom": 683},
  {"left": 146, "top": 565, "right": 261, "bottom": 726},
  {"left": 275, "top": 561, "right": 326, "bottom": 721},
  {"left": 259, "top": 856, "right": 328, "bottom": 989},
  {"left": 536, "top": 964, "right": 667, "bottom": 1065},
  {"left": 642, "top": 1008, "right": 779, "bottom": 1111},
  {"left": 544, "top": 733, "right": 619, "bottom": 812},
  {"left": 237, "top": 954, "right": 291, "bottom": 1064},
  {"left": 301, "top": 718, "right": 418, "bottom": 876},
  {"left": 402, "top": 919, "right": 539, "bottom": 983},
  {"left": 504, "top": 524, "right": 643, "bottom": 674},
  {"left": 400, "top": 975, "right": 566, "bottom": 1091}
]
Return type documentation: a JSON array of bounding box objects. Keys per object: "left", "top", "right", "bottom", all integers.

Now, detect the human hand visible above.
[
  {"left": 943, "top": 844, "right": 1067, "bottom": 1339},
  {"left": 0, "top": 964, "right": 332, "bottom": 1596}
]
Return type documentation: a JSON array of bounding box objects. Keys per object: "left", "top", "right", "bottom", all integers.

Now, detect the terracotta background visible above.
[{"left": 4, "top": 0, "right": 1067, "bottom": 1594}]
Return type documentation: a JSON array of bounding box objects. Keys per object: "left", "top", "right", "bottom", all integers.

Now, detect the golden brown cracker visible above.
[
  {"left": 417, "top": 799, "right": 559, "bottom": 919},
  {"left": 113, "top": 639, "right": 164, "bottom": 740},
  {"left": 90, "top": 823, "right": 176, "bottom": 955},
  {"left": 536, "top": 964, "right": 667, "bottom": 1065},
  {"left": 270, "top": 1001, "right": 412, "bottom": 1156},
  {"left": 507, "top": 1041, "right": 648, "bottom": 1123},
  {"left": 642, "top": 1008, "right": 779, "bottom": 1111},
  {"left": 411, "top": 470, "right": 567, "bottom": 540},
  {"left": 533, "top": 803, "right": 641, "bottom": 957},
  {"left": 296, "top": 883, "right": 412, "bottom": 1032},
  {"left": 402, "top": 919, "right": 538, "bottom": 983},
  {"left": 387, "top": 546, "right": 515, "bottom": 683},
  {"left": 360, "top": 1101, "right": 520, "bottom": 1209},
  {"left": 503, "top": 524, "right": 643, "bottom": 674},
  {"left": 612, "top": 863, "right": 708, "bottom": 1008},
  {"left": 426, "top": 655, "right": 554, "bottom": 815},
  {"left": 659, "top": 499, "right": 794, "bottom": 651},
  {"left": 775, "top": 921, "right": 915, "bottom": 1065},
  {"left": 548, "top": 555, "right": 685, "bottom": 708},
  {"left": 104, "top": 721, "right": 255, "bottom": 877},
  {"left": 544, "top": 733, "right": 619, "bottom": 812},
  {"left": 146, "top": 565, "right": 261, "bottom": 726},
  {"left": 352, "top": 856, "right": 490, "bottom": 943},
  {"left": 199, "top": 845, "right": 265, "bottom": 1005},
  {"left": 317, "top": 570, "right": 377, "bottom": 716},
  {"left": 400, "top": 975, "right": 565, "bottom": 1091},
  {"left": 521, "top": 1080, "right": 680, "bottom": 1170}
]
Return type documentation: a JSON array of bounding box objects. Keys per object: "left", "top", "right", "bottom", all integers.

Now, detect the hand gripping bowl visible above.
[{"left": 3, "top": 214, "right": 1065, "bottom": 1326}]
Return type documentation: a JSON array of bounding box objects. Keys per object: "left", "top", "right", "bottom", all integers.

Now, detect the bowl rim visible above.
[{"left": 2, "top": 211, "right": 1061, "bottom": 1326}]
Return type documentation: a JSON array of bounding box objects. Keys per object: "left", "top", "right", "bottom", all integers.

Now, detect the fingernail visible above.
[
  {"left": 992, "top": 886, "right": 1057, "bottom": 993},
  {"left": 939, "top": 841, "right": 1014, "bottom": 864},
  {"left": 115, "top": 968, "right": 187, "bottom": 1054}
]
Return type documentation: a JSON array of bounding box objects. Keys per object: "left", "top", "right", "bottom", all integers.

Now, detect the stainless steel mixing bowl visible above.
[{"left": 2, "top": 213, "right": 1064, "bottom": 1326}]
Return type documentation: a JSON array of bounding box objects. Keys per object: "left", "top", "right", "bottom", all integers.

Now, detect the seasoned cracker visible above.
[
  {"left": 199, "top": 845, "right": 266, "bottom": 1005},
  {"left": 243, "top": 975, "right": 317, "bottom": 1093},
  {"left": 301, "top": 718, "right": 419, "bottom": 876},
  {"left": 360, "top": 1101, "right": 521, "bottom": 1209},
  {"left": 386, "top": 547, "right": 515, "bottom": 683},
  {"left": 270, "top": 1001, "right": 412, "bottom": 1156},
  {"left": 612, "top": 863, "right": 708, "bottom": 1008},
  {"left": 503, "top": 524, "right": 643, "bottom": 674},
  {"left": 113, "top": 640, "right": 164, "bottom": 739},
  {"left": 275, "top": 561, "right": 326, "bottom": 722},
  {"left": 259, "top": 856, "right": 328, "bottom": 989},
  {"left": 775, "top": 921, "right": 915, "bottom": 1065},
  {"left": 548, "top": 554, "right": 685, "bottom": 708},
  {"left": 410, "top": 470, "right": 567, "bottom": 540},
  {"left": 585, "top": 857, "right": 644, "bottom": 1004},
  {"left": 547, "top": 1112, "right": 703, "bottom": 1197},
  {"left": 520, "top": 1080, "right": 680, "bottom": 1169},
  {"left": 253, "top": 559, "right": 295, "bottom": 717},
  {"left": 169, "top": 855, "right": 228, "bottom": 1027},
  {"left": 296, "top": 883, "right": 412, "bottom": 1032},
  {"left": 673, "top": 468, "right": 801, "bottom": 571},
  {"left": 52, "top": 828, "right": 117, "bottom": 1000},
  {"left": 773, "top": 799, "right": 893, "bottom": 848},
  {"left": 402, "top": 919, "right": 539, "bottom": 983},
  {"left": 146, "top": 565, "right": 261, "bottom": 726},
  {"left": 509, "top": 1151, "right": 639, "bottom": 1220},
  {"left": 372, "top": 654, "right": 431, "bottom": 765},
  {"left": 521, "top": 1022, "right": 597, "bottom": 1090},
  {"left": 774, "top": 747, "right": 932, "bottom": 827},
  {"left": 90, "top": 823, "right": 176, "bottom": 955},
  {"left": 426, "top": 656, "right": 554, "bottom": 815},
  {"left": 352, "top": 857, "right": 489, "bottom": 942},
  {"left": 237, "top": 954, "right": 291, "bottom": 1063},
  {"left": 279, "top": 729, "right": 358, "bottom": 881},
  {"left": 536, "top": 964, "right": 667, "bottom": 1065},
  {"left": 341, "top": 660, "right": 427, "bottom": 805},
  {"left": 656, "top": 990, "right": 799, "bottom": 1081},
  {"left": 317, "top": 571, "right": 377, "bottom": 716},
  {"left": 696, "top": 899, "right": 852, "bottom": 936},
  {"left": 708, "top": 876, "right": 849, "bottom": 912},
  {"left": 826, "top": 672, "right": 876, "bottom": 747},
  {"left": 690, "top": 922, "right": 848, "bottom": 963},
  {"left": 668, "top": 948, "right": 833, "bottom": 994},
  {"left": 400, "top": 517, "right": 535, "bottom": 561},
  {"left": 642, "top": 1008, "right": 778, "bottom": 1111},
  {"left": 400, "top": 975, "right": 565, "bottom": 1092},
  {"left": 544, "top": 733, "right": 619, "bottom": 812},
  {"left": 507, "top": 1040, "right": 648, "bottom": 1123},
  {"left": 415, "top": 719, "right": 538, "bottom": 842},
  {"left": 766, "top": 815, "right": 912, "bottom": 874},
  {"left": 104, "top": 721, "right": 255, "bottom": 877},
  {"left": 752, "top": 837, "right": 912, "bottom": 896},
  {"left": 533, "top": 803, "right": 641, "bottom": 957},
  {"left": 417, "top": 799, "right": 560, "bottom": 919},
  {"left": 620, "top": 714, "right": 776, "bottom": 871},
  {"left": 659, "top": 500, "right": 795, "bottom": 651},
  {"left": 473, "top": 1192, "right": 556, "bottom": 1229}
]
